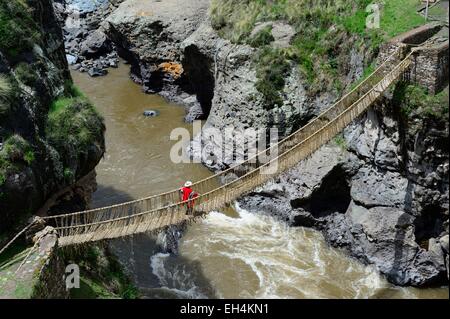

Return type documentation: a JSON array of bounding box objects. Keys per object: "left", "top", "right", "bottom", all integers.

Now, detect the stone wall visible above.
[
  {"left": 30, "top": 228, "right": 69, "bottom": 299},
  {"left": 378, "top": 23, "right": 448, "bottom": 94},
  {"left": 391, "top": 23, "right": 443, "bottom": 45},
  {"left": 410, "top": 42, "right": 449, "bottom": 94}
]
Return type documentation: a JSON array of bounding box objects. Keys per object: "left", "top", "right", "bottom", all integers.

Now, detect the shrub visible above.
[
  {"left": 400, "top": 85, "right": 449, "bottom": 119},
  {"left": 0, "top": 0, "right": 41, "bottom": 59},
  {"left": 334, "top": 134, "right": 347, "bottom": 150},
  {"left": 14, "top": 62, "right": 37, "bottom": 87},
  {"left": 254, "top": 47, "right": 291, "bottom": 109},
  {"left": 24, "top": 150, "right": 35, "bottom": 165},
  {"left": 0, "top": 172, "right": 5, "bottom": 187},
  {"left": 0, "top": 134, "right": 35, "bottom": 186},
  {"left": 0, "top": 74, "right": 11, "bottom": 98},
  {"left": 0, "top": 74, "right": 12, "bottom": 116},
  {"left": 64, "top": 81, "right": 85, "bottom": 99},
  {"left": 211, "top": 0, "right": 427, "bottom": 99},
  {"left": 248, "top": 25, "right": 274, "bottom": 47},
  {"left": 0, "top": 135, "right": 34, "bottom": 164},
  {"left": 63, "top": 167, "right": 75, "bottom": 183},
  {"left": 46, "top": 96, "right": 104, "bottom": 161}
]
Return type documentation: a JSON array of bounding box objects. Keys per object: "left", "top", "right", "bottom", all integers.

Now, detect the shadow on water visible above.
[
  {"left": 91, "top": 185, "right": 136, "bottom": 208},
  {"left": 92, "top": 185, "right": 217, "bottom": 298},
  {"left": 111, "top": 232, "right": 218, "bottom": 299}
]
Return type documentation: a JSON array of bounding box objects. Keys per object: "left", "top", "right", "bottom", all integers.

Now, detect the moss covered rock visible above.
[{"left": 0, "top": 0, "right": 105, "bottom": 233}]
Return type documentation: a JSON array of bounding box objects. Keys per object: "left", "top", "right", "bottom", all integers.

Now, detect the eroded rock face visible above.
[
  {"left": 102, "top": 0, "right": 361, "bottom": 170},
  {"left": 0, "top": 0, "right": 105, "bottom": 232},
  {"left": 54, "top": 0, "right": 121, "bottom": 77},
  {"left": 240, "top": 95, "right": 449, "bottom": 286}
]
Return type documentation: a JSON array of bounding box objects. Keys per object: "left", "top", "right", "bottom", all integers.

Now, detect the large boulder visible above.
[
  {"left": 350, "top": 167, "right": 408, "bottom": 209},
  {"left": 80, "top": 30, "right": 111, "bottom": 57}
]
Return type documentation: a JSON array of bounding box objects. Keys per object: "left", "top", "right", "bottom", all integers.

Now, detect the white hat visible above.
[{"left": 184, "top": 181, "right": 193, "bottom": 187}]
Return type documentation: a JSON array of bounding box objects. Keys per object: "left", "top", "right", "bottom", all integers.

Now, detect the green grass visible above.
[
  {"left": 62, "top": 245, "right": 140, "bottom": 299},
  {"left": 0, "top": 0, "right": 41, "bottom": 59},
  {"left": 399, "top": 84, "right": 449, "bottom": 119},
  {"left": 254, "top": 47, "right": 291, "bottom": 109},
  {"left": 50, "top": 97, "right": 76, "bottom": 114},
  {"left": 0, "top": 135, "right": 35, "bottom": 187},
  {"left": 69, "top": 84, "right": 85, "bottom": 99},
  {"left": 46, "top": 96, "right": 104, "bottom": 161},
  {"left": 14, "top": 62, "right": 38, "bottom": 87},
  {"left": 334, "top": 134, "right": 347, "bottom": 150},
  {"left": 211, "top": 0, "right": 427, "bottom": 107},
  {"left": 23, "top": 150, "right": 35, "bottom": 165},
  {"left": 0, "top": 75, "right": 11, "bottom": 98},
  {"left": 248, "top": 25, "right": 275, "bottom": 47},
  {"left": 0, "top": 74, "right": 12, "bottom": 116},
  {"left": 380, "top": 0, "right": 426, "bottom": 38},
  {"left": 63, "top": 168, "right": 75, "bottom": 183},
  {"left": 43, "top": 85, "right": 103, "bottom": 185}
]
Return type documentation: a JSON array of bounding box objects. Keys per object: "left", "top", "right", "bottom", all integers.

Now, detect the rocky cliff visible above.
[
  {"left": 100, "top": 0, "right": 378, "bottom": 171},
  {"left": 240, "top": 85, "right": 449, "bottom": 287},
  {"left": 0, "top": 0, "right": 105, "bottom": 233}
]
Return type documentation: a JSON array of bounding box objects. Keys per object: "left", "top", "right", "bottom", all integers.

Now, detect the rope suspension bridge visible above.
[{"left": 1, "top": 49, "right": 414, "bottom": 250}]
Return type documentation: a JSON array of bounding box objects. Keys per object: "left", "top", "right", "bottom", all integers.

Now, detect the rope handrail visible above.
[
  {"left": 43, "top": 50, "right": 402, "bottom": 220},
  {"left": 50, "top": 53, "right": 412, "bottom": 237}
]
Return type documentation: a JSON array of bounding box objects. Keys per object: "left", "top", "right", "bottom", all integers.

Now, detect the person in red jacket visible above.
[{"left": 180, "top": 181, "right": 198, "bottom": 215}]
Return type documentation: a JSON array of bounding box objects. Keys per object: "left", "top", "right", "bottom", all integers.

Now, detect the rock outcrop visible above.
[
  {"left": 0, "top": 0, "right": 105, "bottom": 232},
  {"left": 104, "top": 0, "right": 212, "bottom": 120},
  {"left": 240, "top": 93, "right": 449, "bottom": 286},
  {"left": 54, "top": 0, "right": 122, "bottom": 77},
  {"left": 103, "top": 0, "right": 369, "bottom": 170}
]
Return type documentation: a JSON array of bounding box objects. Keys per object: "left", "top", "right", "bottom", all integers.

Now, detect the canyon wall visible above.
[{"left": 0, "top": 0, "right": 105, "bottom": 233}]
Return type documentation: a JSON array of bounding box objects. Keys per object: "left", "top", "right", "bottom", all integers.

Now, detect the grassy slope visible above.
[
  {"left": 61, "top": 245, "right": 140, "bottom": 299},
  {"left": 397, "top": 84, "right": 449, "bottom": 121},
  {"left": 210, "top": 0, "right": 427, "bottom": 108}
]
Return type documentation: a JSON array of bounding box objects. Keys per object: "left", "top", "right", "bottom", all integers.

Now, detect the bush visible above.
[
  {"left": 14, "top": 62, "right": 38, "bottom": 87},
  {"left": 62, "top": 245, "right": 140, "bottom": 299},
  {"left": 64, "top": 81, "right": 85, "bottom": 99},
  {"left": 0, "top": 0, "right": 41, "bottom": 59},
  {"left": 46, "top": 96, "right": 104, "bottom": 161},
  {"left": 334, "top": 134, "right": 347, "bottom": 150},
  {"left": 400, "top": 85, "right": 449, "bottom": 119},
  {"left": 254, "top": 47, "right": 291, "bottom": 109},
  {"left": 0, "top": 173, "right": 5, "bottom": 187},
  {"left": 63, "top": 167, "right": 75, "bottom": 183},
  {"left": 0, "top": 74, "right": 12, "bottom": 116},
  {"left": 0, "top": 134, "right": 34, "bottom": 164},
  {"left": 0, "top": 74, "right": 11, "bottom": 98},
  {"left": 248, "top": 25, "right": 274, "bottom": 47},
  {"left": 211, "top": 0, "right": 427, "bottom": 98},
  {"left": 0, "top": 134, "right": 35, "bottom": 186}
]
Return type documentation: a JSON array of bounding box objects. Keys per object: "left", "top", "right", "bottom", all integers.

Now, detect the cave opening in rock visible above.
[
  {"left": 414, "top": 205, "right": 445, "bottom": 248},
  {"left": 292, "top": 165, "right": 352, "bottom": 218},
  {"left": 181, "top": 45, "right": 215, "bottom": 119}
]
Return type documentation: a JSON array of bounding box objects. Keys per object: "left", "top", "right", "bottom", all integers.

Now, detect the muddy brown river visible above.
[{"left": 71, "top": 64, "right": 449, "bottom": 299}]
